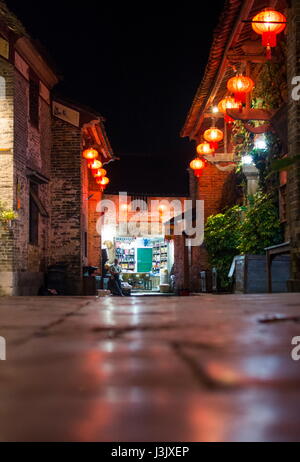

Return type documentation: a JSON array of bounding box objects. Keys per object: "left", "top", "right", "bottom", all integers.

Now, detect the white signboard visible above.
[{"left": 53, "top": 101, "right": 80, "bottom": 127}]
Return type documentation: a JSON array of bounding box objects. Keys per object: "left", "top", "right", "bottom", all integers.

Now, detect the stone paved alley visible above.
[{"left": 0, "top": 294, "right": 300, "bottom": 442}]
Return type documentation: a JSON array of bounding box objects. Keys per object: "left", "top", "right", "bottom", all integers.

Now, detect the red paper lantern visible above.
[
  {"left": 227, "top": 75, "right": 254, "bottom": 104},
  {"left": 88, "top": 159, "right": 103, "bottom": 170},
  {"left": 203, "top": 127, "right": 224, "bottom": 150},
  {"left": 196, "top": 141, "right": 215, "bottom": 156},
  {"left": 190, "top": 157, "right": 205, "bottom": 178},
  {"left": 96, "top": 176, "right": 110, "bottom": 192},
  {"left": 82, "top": 148, "right": 99, "bottom": 160},
  {"left": 96, "top": 176, "right": 110, "bottom": 186},
  {"left": 93, "top": 168, "right": 107, "bottom": 178},
  {"left": 252, "top": 9, "right": 286, "bottom": 59},
  {"left": 218, "top": 96, "right": 240, "bottom": 123}
]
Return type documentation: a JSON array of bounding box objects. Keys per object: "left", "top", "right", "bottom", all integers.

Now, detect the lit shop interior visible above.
[{"left": 102, "top": 234, "right": 174, "bottom": 293}]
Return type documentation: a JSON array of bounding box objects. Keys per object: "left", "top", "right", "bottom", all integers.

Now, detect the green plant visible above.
[
  {"left": 238, "top": 193, "right": 282, "bottom": 255},
  {"left": 231, "top": 120, "right": 253, "bottom": 159},
  {"left": 251, "top": 132, "right": 282, "bottom": 193},
  {"left": 0, "top": 202, "right": 18, "bottom": 223},
  {"left": 252, "top": 48, "right": 287, "bottom": 110},
  {"left": 205, "top": 206, "right": 242, "bottom": 290},
  {"left": 204, "top": 194, "right": 283, "bottom": 290}
]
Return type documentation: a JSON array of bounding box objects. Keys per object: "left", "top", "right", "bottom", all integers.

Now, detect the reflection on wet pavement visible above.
[{"left": 0, "top": 293, "right": 299, "bottom": 441}]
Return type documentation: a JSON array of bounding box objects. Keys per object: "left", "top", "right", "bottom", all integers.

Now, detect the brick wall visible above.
[
  {"left": 287, "top": 0, "right": 300, "bottom": 291},
  {"left": 0, "top": 59, "right": 14, "bottom": 294},
  {"left": 88, "top": 190, "right": 102, "bottom": 269},
  {"left": 50, "top": 117, "right": 84, "bottom": 295},
  {"left": 0, "top": 56, "right": 53, "bottom": 295},
  {"left": 14, "top": 69, "right": 52, "bottom": 277}
]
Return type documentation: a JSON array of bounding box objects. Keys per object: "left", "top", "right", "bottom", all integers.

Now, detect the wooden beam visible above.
[
  {"left": 244, "top": 123, "right": 272, "bottom": 134},
  {"left": 226, "top": 108, "right": 274, "bottom": 121},
  {"left": 227, "top": 54, "right": 271, "bottom": 63},
  {"left": 203, "top": 112, "right": 224, "bottom": 118}
]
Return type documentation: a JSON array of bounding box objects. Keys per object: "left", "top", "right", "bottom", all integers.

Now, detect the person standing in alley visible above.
[{"left": 110, "top": 259, "right": 124, "bottom": 296}]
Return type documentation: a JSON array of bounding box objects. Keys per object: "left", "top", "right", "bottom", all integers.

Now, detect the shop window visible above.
[
  {"left": 29, "top": 76, "right": 40, "bottom": 129},
  {"left": 29, "top": 182, "right": 39, "bottom": 245}
]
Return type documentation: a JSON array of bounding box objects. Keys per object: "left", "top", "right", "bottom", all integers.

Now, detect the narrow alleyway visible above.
[{"left": 0, "top": 294, "right": 300, "bottom": 442}]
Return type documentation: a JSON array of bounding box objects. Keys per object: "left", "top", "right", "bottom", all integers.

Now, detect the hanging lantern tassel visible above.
[{"left": 251, "top": 9, "right": 287, "bottom": 60}]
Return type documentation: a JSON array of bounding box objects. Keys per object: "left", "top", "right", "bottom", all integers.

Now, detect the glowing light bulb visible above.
[{"left": 242, "top": 155, "right": 254, "bottom": 165}]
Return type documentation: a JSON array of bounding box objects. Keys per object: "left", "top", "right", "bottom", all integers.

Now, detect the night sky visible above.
[{"left": 6, "top": 0, "right": 225, "bottom": 195}]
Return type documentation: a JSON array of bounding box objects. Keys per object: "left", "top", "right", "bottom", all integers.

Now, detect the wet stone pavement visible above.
[{"left": 0, "top": 293, "right": 300, "bottom": 442}]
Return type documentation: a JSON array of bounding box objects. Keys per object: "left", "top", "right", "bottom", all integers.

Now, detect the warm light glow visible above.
[
  {"left": 196, "top": 142, "right": 215, "bottom": 156},
  {"left": 158, "top": 204, "right": 167, "bottom": 213},
  {"left": 93, "top": 168, "right": 107, "bottom": 178},
  {"left": 254, "top": 135, "right": 267, "bottom": 150},
  {"left": 252, "top": 9, "right": 286, "bottom": 38},
  {"left": 252, "top": 9, "right": 286, "bottom": 58},
  {"left": 203, "top": 127, "right": 223, "bottom": 150},
  {"left": 82, "top": 148, "right": 99, "bottom": 160},
  {"left": 190, "top": 158, "right": 205, "bottom": 170},
  {"left": 204, "top": 128, "right": 223, "bottom": 142},
  {"left": 88, "top": 159, "right": 103, "bottom": 170},
  {"left": 212, "top": 106, "right": 219, "bottom": 113},
  {"left": 227, "top": 75, "right": 254, "bottom": 103},
  {"left": 218, "top": 96, "right": 240, "bottom": 113},
  {"left": 242, "top": 155, "right": 254, "bottom": 165},
  {"left": 190, "top": 157, "right": 206, "bottom": 178},
  {"left": 96, "top": 176, "right": 110, "bottom": 186}
]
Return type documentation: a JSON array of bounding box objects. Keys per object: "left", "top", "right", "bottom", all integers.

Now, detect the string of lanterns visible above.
[
  {"left": 82, "top": 148, "right": 110, "bottom": 191},
  {"left": 193, "top": 9, "right": 284, "bottom": 181}
]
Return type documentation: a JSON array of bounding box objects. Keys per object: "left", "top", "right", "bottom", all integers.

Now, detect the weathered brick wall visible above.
[
  {"left": 0, "top": 59, "right": 14, "bottom": 294},
  {"left": 0, "top": 56, "right": 52, "bottom": 295},
  {"left": 50, "top": 117, "right": 84, "bottom": 294},
  {"left": 13, "top": 68, "right": 52, "bottom": 293},
  {"left": 287, "top": 0, "right": 300, "bottom": 291},
  {"left": 88, "top": 190, "right": 102, "bottom": 269}
]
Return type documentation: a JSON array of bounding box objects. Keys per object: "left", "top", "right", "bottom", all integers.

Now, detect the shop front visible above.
[
  {"left": 100, "top": 193, "right": 186, "bottom": 293},
  {"left": 114, "top": 236, "right": 173, "bottom": 292},
  {"left": 102, "top": 234, "right": 174, "bottom": 293}
]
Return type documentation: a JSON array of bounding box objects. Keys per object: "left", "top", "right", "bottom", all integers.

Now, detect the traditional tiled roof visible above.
[
  {"left": 0, "top": 1, "right": 28, "bottom": 37},
  {"left": 181, "top": 0, "right": 243, "bottom": 138},
  {"left": 181, "top": 0, "right": 287, "bottom": 140}
]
